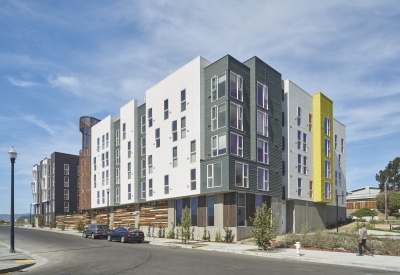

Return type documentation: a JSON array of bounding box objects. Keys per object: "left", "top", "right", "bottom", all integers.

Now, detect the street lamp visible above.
[
  {"left": 106, "top": 187, "right": 110, "bottom": 232},
  {"left": 336, "top": 194, "right": 346, "bottom": 233},
  {"left": 8, "top": 147, "right": 17, "bottom": 253},
  {"left": 30, "top": 203, "right": 32, "bottom": 225}
]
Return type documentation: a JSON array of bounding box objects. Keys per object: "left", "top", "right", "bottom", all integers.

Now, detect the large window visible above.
[
  {"left": 164, "top": 99, "right": 169, "bottom": 120},
  {"left": 211, "top": 72, "right": 226, "bottom": 101},
  {"left": 148, "top": 155, "right": 153, "bottom": 174},
  {"left": 190, "top": 140, "right": 196, "bottom": 163},
  {"left": 230, "top": 102, "right": 243, "bottom": 130},
  {"left": 181, "top": 89, "right": 186, "bottom": 112},
  {"left": 64, "top": 189, "right": 69, "bottom": 200},
  {"left": 128, "top": 141, "right": 131, "bottom": 158},
  {"left": 257, "top": 111, "right": 268, "bottom": 137},
  {"left": 211, "top": 134, "right": 226, "bottom": 157},
  {"left": 257, "top": 168, "right": 269, "bottom": 191},
  {"left": 97, "top": 191, "right": 100, "bottom": 204},
  {"left": 324, "top": 160, "right": 331, "bottom": 179},
  {"left": 64, "top": 164, "right": 69, "bottom": 175},
  {"left": 309, "top": 181, "right": 313, "bottom": 198},
  {"left": 116, "top": 149, "right": 120, "bottom": 165},
  {"left": 102, "top": 171, "right": 105, "bottom": 186},
  {"left": 106, "top": 170, "right": 109, "bottom": 185},
  {"left": 116, "top": 168, "right": 119, "bottom": 184},
  {"left": 324, "top": 117, "right": 330, "bottom": 136},
  {"left": 106, "top": 133, "right": 109, "bottom": 148},
  {"left": 97, "top": 138, "right": 100, "bottom": 152},
  {"left": 211, "top": 103, "right": 226, "bottom": 131},
  {"left": 257, "top": 139, "right": 269, "bottom": 164},
  {"left": 64, "top": 176, "right": 69, "bottom": 187},
  {"left": 303, "top": 156, "right": 307, "bottom": 175},
  {"left": 176, "top": 200, "right": 182, "bottom": 224},
  {"left": 172, "top": 120, "right": 178, "bottom": 142},
  {"left": 149, "top": 179, "right": 153, "bottom": 197},
  {"left": 335, "top": 171, "right": 338, "bottom": 186},
  {"left": 325, "top": 182, "right": 331, "bottom": 199},
  {"left": 324, "top": 138, "right": 330, "bottom": 157},
  {"left": 94, "top": 174, "right": 97, "bottom": 188},
  {"left": 141, "top": 137, "right": 146, "bottom": 156},
  {"left": 334, "top": 134, "right": 337, "bottom": 150},
  {"left": 238, "top": 193, "right": 246, "bottom": 226},
  {"left": 102, "top": 135, "right": 105, "bottom": 149},
  {"left": 123, "top": 123, "right": 126, "bottom": 140},
  {"left": 309, "top": 113, "right": 312, "bottom": 132},
  {"left": 191, "top": 198, "right": 198, "bottom": 226},
  {"left": 155, "top": 128, "right": 160, "bottom": 148},
  {"left": 116, "top": 187, "right": 120, "bottom": 203},
  {"left": 141, "top": 182, "right": 146, "bottom": 199},
  {"left": 141, "top": 115, "right": 146, "bottom": 134},
  {"left": 191, "top": 169, "right": 196, "bottom": 190},
  {"left": 257, "top": 82, "right": 268, "bottom": 109},
  {"left": 172, "top": 147, "right": 178, "bottom": 168},
  {"left": 128, "top": 184, "right": 131, "bottom": 200},
  {"left": 164, "top": 175, "right": 169, "bottom": 194},
  {"left": 128, "top": 162, "right": 131, "bottom": 179},
  {"left": 106, "top": 151, "right": 109, "bottom": 166},
  {"left": 141, "top": 159, "right": 146, "bottom": 178},
  {"left": 181, "top": 117, "right": 186, "bottom": 138},
  {"left": 298, "top": 154, "right": 302, "bottom": 174},
  {"left": 116, "top": 130, "right": 120, "bottom": 146},
  {"left": 230, "top": 72, "right": 243, "bottom": 101},
  {"left": 230, "top": 133, "right": 243, "bottom": 157},
  {"left": 303, "top": 133, "right": 307, "bottom": 152},
  {"left": 207, "top": 163, "right": 222, "bottom": 188},
  {"left": 341, "top": 138, "right": 345, "bottom": 153},
  {"left": 207, "top": 196, "right": 214, "bottom": 226},
  {"left": 298, "top": 178, "right": 302, "bottom": 196},
  {"left": 235, "top": 162, "right": 248, "bottom": 188},
  {"left": 297, "top": 106, "right": 301, "bottom": 126},
  {"left": 64, "top": 201, "right": 69, "bottom": 213},
  {"left": 255, "top": 195, "right": 263, "bottom": 209},
  {"left": 148, "top": 108, "right": 153, "bottom": 128},
  {"left": 297, "top": 130, "right": 301, "bottom": 150}
]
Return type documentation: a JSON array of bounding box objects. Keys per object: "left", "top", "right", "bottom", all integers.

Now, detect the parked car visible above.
[
  {"left": 82, "top": 224, "right": 108, "bottom": 239},
  {"left": 107, "top": 227, "right": 144, "bottom": 243}
]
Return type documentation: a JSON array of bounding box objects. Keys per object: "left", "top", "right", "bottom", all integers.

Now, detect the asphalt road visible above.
[{"left": 0, "top": 227, "right": 396, "bottom": 275}]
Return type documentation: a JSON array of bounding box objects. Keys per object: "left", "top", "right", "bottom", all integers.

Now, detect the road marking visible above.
[{"left": 14, "top": 259, "right": 35, "bottom": 263}]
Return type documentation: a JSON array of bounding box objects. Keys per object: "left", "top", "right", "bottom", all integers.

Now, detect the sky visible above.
[{"left": 1, "top": 0, "right": 399, "bottom": 214}]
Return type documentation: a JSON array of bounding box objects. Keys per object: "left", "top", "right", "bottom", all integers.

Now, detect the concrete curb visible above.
[{"left": 0, "top": 262, "right": 36, "bottom": 274}]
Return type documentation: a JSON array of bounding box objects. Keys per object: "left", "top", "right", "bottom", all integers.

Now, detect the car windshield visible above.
[{"left": 98, "top": 225, "right": 108, "bottom": 229}]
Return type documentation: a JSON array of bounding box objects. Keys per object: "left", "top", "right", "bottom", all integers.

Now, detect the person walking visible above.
[{"left": 357, "top": 223, "right": 373, "bottom": 256}]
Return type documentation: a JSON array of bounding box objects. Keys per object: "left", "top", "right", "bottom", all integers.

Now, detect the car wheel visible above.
[
  {"left": 121, "top": 236, "right": 125, "bottom": 243},
  {"left": 91, "top": 233, "right": 95, "bottom": 240},
  {"left": 82, "top": 232, "right": 87, "bottom": 238},
  {"left": 137, "top": 240, "right": 142, "bottom": 243},
  {"left": 107, "top": 235, "right": 112, "bottom": 242}
]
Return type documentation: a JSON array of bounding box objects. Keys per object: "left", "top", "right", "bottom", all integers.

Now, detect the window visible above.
[
  {"left": 106, "top": 133, "right": 109, "bottom": 148},
  {"left": 141, "top": 137, "right": 146, "bottom": 156},
  {"left": 207, "top": 196, "right": 214, "bottom": 226},
  {"left": 324, "top": 138, "right": 331, "bottom": 157},
  {"left": 230, "top": 133, "right": 243, "bottom": 157},
  {"left": 64, "top": 201, "right": 69, "bottom": 212},
  {"left": 141, "top": 182, "right": 146, "bottom": 199},
  {"left": 116, "top": 187, "right": 120, "bottom": 203},
  {"left": 190, "top": 169, "right": 196, "bottom": 190},
  {"left": 116, "top": 149, "right": 120, "bottom": 165},
  {"left": 334, "top": 135, "right": 337, "bottom": 150},
  {"left": 102, "top": 135, "right": 105, "bottom": 149},
  {"left": 97, "top": 138, "right": 100, "bottom": 152},
  {"left": 303, "top": 133, "right": 307, "bottom": 152},
  {"left": 64, "top": 176, "right": 69, "bottom": 187},
  {"left": 155, "top": 128, "right": 160, "bottom": 148},
  {"left": 335, "top": 171, "right": 338, "bottom": 185},
  {"left": 257, "top": 139, "right": 269, "bottom": 164},
  {"left": 64, "top": 189, "right": 69, "bottom": 200},
  {"left": 257, "top": 82, "right": 268, "bottom": 109},
  {"left": 176, "top": 200, "right": 182, "bottom": 224},
  {"left": 116, "top": 168, "right": 119, "bottom": 184},
  {"left": 257, "top": 111, "right": 268, "bottom": 137},
  {"left": 190, "top": 140, "right": 196, "bottom": 163},
  {"left": 282, "top": 136, "right": 285, "bottom": 151},
  {"left": 324, "top": 160, "right": 331, "bottom": 179},
  {"left": 341, "top": 191, "right": 345, "bottom": 204},
  {"left": 230, "top": 72, "right": 243, "bottom": 101},
  {"left": 172, "top": 120, "right": 178, "bottom": 141},
  {"left": 164, "top": 99, "right": 169, "bottom": 120},
  {"left": 102, "top": 171, "right": 105, "bottom": 186},
  {"left": 309, "top": 113, "right": 312, "bottom": 132},
  {"left": 149, "top": 179, "right": 153, "bottom": 197},
  {"left": 309, "top": 181, "right": 313, "bottom": 198},
  {"left": 141, "top": 159, "right": 146, "bottom": 177},
  {"left": 238, "top": 193, "right": 246, "bottom": 226},
  {"left": 211, "top": 134, "right": 226, "bottom": 156},
  {"left": 235, "top": 162, "right": 248, "bottom": 188},
  {"left": 298, "top": 154, "right": 302, "bottom": 173},
  {"left": 102, "top": 153, "right": 105, "bottom": 168},
  {"left": 297, "top": 106, "right": 301, "bottom": 126},
  {"left": 257, "top": 168, "right": 269, "bottom": 191},
  {"left": 106, "top": 170, "right": 109, "bottom": 185},
  {"left": 298, "top": 178, "right": 302, "bottom": 196},
  {"left": 282, "top": 112, "right": 285, "bottom": 127},
  {"left": 325, "top": 182, "right": 331, "bottom": 199},
  {"left": 122, "top": 123, "right": 126, "bottom": 140},
  {"left": 207, "top": 163, "right": 222, "bottom": 188},
  {"left": 211, "top": 72, "right": 226, "bottom": 101},
  {"left": 282, "top": 161, "right": 285, "bottom": 176},
  {"left": 164, "top": 175, "right": 169, "bottom": 194},
  {"left": 128, "top": 184, "right": 131, "bottom": 200},
  {"left": 97, "top": 191, "right": 100, "bottom": 204},
  {"left": 339, "top": 154, "right": 341, "bottom": 167},
  {"left": 191, "top": 198, "right": 198, "bottom": 226},
  {"left": 141, "top": 115, "right": 146, "bottom": 134},
  {"left": 116, "top": 130, "right": 120, "bottom": 146},
  {"left": 324, "top": 117, "right": 330, "bottom": 136},
  {"left": 128, "top": 141, "right": 131, "bottom": 158},
  {"left": 128, "top": 162, "right": 131, "bottom": 179},
  {"left": 172, "top": 147, "right": 178, "bottom": 167},
  {"left": 341, "top": 138, "right": 345, "bottom": 153},
  {"left": 148, "top": 108, "right": 153, "bottom": 128},
  {"left": 339, "top": 172, "right": 342, "bottom": 186},
  {"left": 297, "top": 130, "right": 301, "bottom": 150},
  {"left": 211, "top": 103, "right": 226, "bottom": 131},
  {"left": 64, "top": 164, "right": 69, "bottom": 175},
  {"left": 255, "top": 195, "right": 263, "bottom": 209},
  {"left": 303, "top": 156, "right": 307, "bottom": 175},
  {"left": 94, "top": 174, "right": 97, "bottom": 188},
  {"left": 148, "top": 155, "right": 153, "bottom": 174},
  {"left": 230, "top": 102, "right": 243, "bottom": 130},
  {"left": 181, "top": 117, "right": 186, "bottom": 138},
  {"left": 106, "top": 151, "right": 109, "bottom": 166},
  {"left": 181, "top": 89, "right": 186, "bottom": 112}
]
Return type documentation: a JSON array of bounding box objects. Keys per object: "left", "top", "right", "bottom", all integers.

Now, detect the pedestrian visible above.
[{"left": 357, "top": 223, "right": 373, "bottom": 256}]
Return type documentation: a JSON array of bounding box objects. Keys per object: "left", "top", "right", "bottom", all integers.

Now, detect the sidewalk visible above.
[{"left": 0, "top": 242, "right": 35, "bottom": 274}]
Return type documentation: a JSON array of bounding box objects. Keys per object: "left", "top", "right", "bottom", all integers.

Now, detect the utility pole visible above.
[{"left": 384, "top": 178, "right": 388, "bottom": 221}]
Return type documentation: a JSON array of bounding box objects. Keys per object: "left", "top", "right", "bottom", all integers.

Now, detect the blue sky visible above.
[{"left": 1, "top": 0, "right": 399, "bottom": 214}]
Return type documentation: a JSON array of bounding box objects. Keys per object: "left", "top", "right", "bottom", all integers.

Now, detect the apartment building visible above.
[
  {"left": 31, "top": 152, "right": 79, "bottom": 226},
  {"left": 282, "top": 80, "right": 346, "bottom": 233}
]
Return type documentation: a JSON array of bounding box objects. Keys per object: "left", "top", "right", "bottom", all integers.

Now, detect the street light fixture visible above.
[
  {"left": 8, "top": 147, "right": 17, "bottom": 253},
  {"left": 106, "top": 187, "right": 110, "bottom": 232},
  {"left": 336, "top": 194, "right": 346, "bottom": 233},
  {"left": 30, "top": 203, "right": 32, "bottom": 225}
]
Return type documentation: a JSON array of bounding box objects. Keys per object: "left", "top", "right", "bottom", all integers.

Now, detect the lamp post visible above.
[
  {"left": 336, "top": 194, "right": 346, "bottom": 233},
  {"left": 30, "top": 203, "right": 32, "bottom": 225},
  {"left": 106, "top": 187, "right": 110, "bottom": 232},
  {"left": 8, "top": 147, "right": 17, "bottom": 253}
]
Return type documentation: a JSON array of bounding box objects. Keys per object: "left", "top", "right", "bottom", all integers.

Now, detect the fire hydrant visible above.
[{"left": 295, "top": 241, "right": 301, "bottom": 256}]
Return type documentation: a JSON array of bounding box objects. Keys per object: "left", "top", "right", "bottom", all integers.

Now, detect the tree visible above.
[
  {"left": 180, "top": 206, "right": 191, "bottom": 244},
  {"left": 38, "top": 215, "right": 44, "bottom": 228},
  {"left": 250, "top": 203, "right": 277, "bottom": 251},
  {"left": 74, "top": 218, "right": 85, "bottom": 232},
  {"left": 376, "top": 191, "right": 400, "bottom": 215},
  {"left": 376, "top": 157, "right": 400, "bottom": 191}
]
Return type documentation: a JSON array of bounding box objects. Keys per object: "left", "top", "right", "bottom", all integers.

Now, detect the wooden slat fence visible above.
[{"left": 346, "top": 201, "right": 377, "bottom": 209}]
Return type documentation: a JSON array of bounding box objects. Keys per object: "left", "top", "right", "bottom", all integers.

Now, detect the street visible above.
[{"left": 0, "top": 226, "right": 396, "bottom": 275}]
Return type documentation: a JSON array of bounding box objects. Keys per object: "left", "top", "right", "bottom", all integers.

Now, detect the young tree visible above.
[
  {"left": 74, "top": 218, "right": 85, "bottom": 232},
  {"left": 38, "top": 215, "right": 45, "bottom": 228},
  {"left": 180, "top": 206, "right": 191, "bottom": 244},
  {"left": 250, "top": 203, "right": 277, "bottom": 251}
]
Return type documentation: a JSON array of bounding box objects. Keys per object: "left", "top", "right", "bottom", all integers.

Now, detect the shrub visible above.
[
  {"left": 352, "top": 208, "right": 377, "bottom": 218},
  {"left": 49, "top": 216, "right": 54, "bottom": 229},
  {"left": 202, "top": 226, "right": 210, "bottom": 241},
  {"left": 74, "top": 218, "right": 85, "bottom": 232},
  {"left": 181, "top": 207, "right": 191, "bottom": 243},
  {"left": 250, "top": 202, "right": 277, "bottom": 250},
  {"left": 31, "top": 219, "right": 35, "bottom": 228},
  {"left": 223, "top": 227, "right": 233, "bottom": 243},
  {"left": 301, "top": 223, "right": 311, "bottom": 234},
  {"left": 167, "top": 222, "right": 175, "bottom": 239},
  {"left": 38, "top": 215, "right": 44, "bottom": 228},
  {"left": 215, "top": 230, "right": 222, "bottom": 242},
  {"left": 157, "top": 223, "right": 163, "bottom": 238}
]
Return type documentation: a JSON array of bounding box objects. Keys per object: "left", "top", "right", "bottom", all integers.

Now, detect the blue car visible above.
[{"left": 107, "top": 227, "right": 145, "bottom": 243}]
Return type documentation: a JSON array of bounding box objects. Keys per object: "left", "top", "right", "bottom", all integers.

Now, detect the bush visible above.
[
  {"left": 180, "top": 207, "right": 191, "bottom": 243},
  {"left": 250, "top": 202, "right": 277, "bottom": 250},
  {"left": 301, "top": 223, "right": 311, "bottom": 234},
  {"left": 352, "top": 208, "right": 377, "bottom": 218},
  {"left": 49, "top": 216, "right": 54, "bottom": 229},
  {"left": 215, "top": 231, "right": 222, "bottom": 242},
  {"left": 74, "top": 218, "right": 85, "bottom": 232},
  {"left": 38, "top": 215, "right": 44, "bottom": 228},
  {"left": 167, "top": 222, "right": 175, "bottom": 239},
  {"left": 223, "top": 227, "right": 233, "bottom": 243}
]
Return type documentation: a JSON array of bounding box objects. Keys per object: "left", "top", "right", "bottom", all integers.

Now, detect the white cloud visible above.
[
  {"left": 7, "top": 76, "right": 37, "bottom": 87},
  {"left": 23, "top": 114, "right": 57, "bottom": 137},
  {"left": 47, "top": 75, "right": 82, "bottom": 96}
]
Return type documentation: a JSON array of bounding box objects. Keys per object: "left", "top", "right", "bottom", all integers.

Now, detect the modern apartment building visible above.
[
  {"left": 85, "top": 55, "right": 346, "bottom": 239},
  {"left": 31, "top": 152, "right": 79, "bottom": 226}
]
